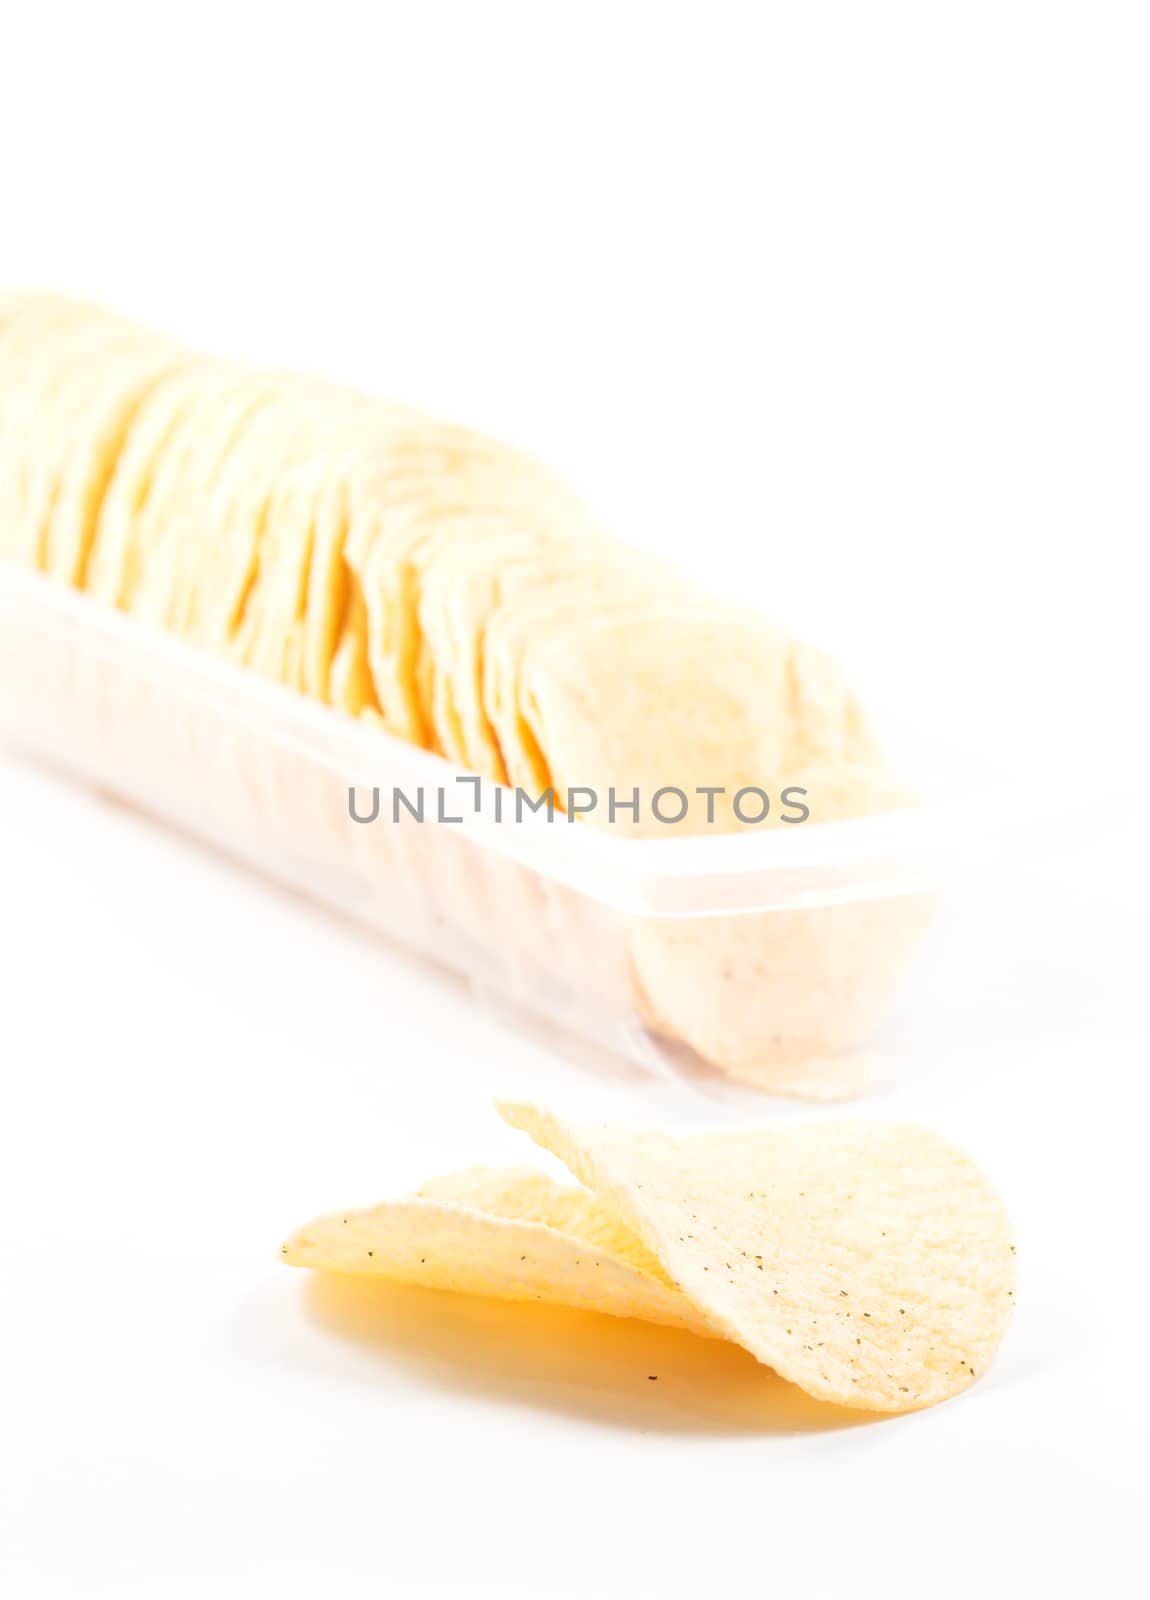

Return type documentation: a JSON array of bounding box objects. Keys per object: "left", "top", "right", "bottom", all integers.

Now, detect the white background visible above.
[{"left": 2, "top": 4, "right": 1147, "bottom": 1596}]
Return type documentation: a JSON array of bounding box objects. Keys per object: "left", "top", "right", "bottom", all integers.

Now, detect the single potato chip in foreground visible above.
[
  {"left": 282, "top": 1103, "right": 1015, "bottom": 1414},
  {"left": 499, "top": 1103, "right": 1016, "bottom": 1412}
]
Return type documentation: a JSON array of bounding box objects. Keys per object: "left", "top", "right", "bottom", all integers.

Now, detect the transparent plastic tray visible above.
[{"left": 0, "top": 560, "right": 1116, "bottom": 1099}]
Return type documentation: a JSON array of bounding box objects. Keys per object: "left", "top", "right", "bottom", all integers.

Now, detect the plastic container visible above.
[{"left": 0, "top": 560, "right": 1128, "bottom": 1099}]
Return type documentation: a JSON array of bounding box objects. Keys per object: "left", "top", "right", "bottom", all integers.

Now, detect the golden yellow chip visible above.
[
  {"left": 0, "top": 301, "right": 184, "bottom": 577},
  {"left": 414, "top": 517, "right": 569, "bottom": 769},
  {"left": 282, "top": 1164, "right": 712, "bottom": 1337},
  {"left": 351, "top": 446, "right": 587, "bottom": 747},
  {"left": 131, "top": 370, "right": 294, "bottom": 635},
  {"left": 517, "top": 605, "right": 882, "bottom": 835},
  {"left": 86, "top": 362, "right": 237, "bottom": 607},
  {"left": 481, "top": 557, "right": 691, "bottom": 794},
  {"left": 182, "top": 384, "right": 364, "bottom": 656},
  {"left": 282, "top": 1103, "right": 1015, "bottom": 1414},
  {"left": 421, "top": 531, "right": 624, "bottom": 782},
  {"left": 499, "top": 1102, "right": 1016, "bottom": 1412}
]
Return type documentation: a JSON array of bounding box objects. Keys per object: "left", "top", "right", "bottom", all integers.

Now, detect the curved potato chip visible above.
[
  {"left": 282, "top": 1104, "right": 1015, "bottom": 1414},
  {"left": 498, "top": 1102, "right": 1016, "bottom": 1412},
  {"left": 630, "top": 765, "right": 930, "bottom": 1095},
  {"left": 282, "top": 1167, "right": 713, "bottom": 1337}
]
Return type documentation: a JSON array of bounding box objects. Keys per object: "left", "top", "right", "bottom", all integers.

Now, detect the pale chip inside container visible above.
[{"left": 629, "top": 764, "right": 931, "bottom": 1094}]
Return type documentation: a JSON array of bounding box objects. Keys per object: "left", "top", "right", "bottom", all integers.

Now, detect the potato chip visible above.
[
  {"left": 630, "top": 765, "right": 931, "bottom": 1096},
  {"left": 482, "top": 558, "right": 693, "bottom": 794},
  {"left": 350, "top": 450, "right": 590, "bottom": 747},
  {"left": 423, "top": 533, "right": 640, "bottom": 782},
  {"left": 86, "top": 363, "right": 239, "bottom": 607},
  {"left": 498, "top": 1102, "right": 1016, "bottom": 1411},
  {"left": 516, "top": 606, "right": 881, "bottom": 837},
  {"left": 283, "top": 1104, "right": 1015, "bottom": 1413},
  {"left": 25, "top": 330, "right": 186, "bottom": 583},
  {"left": 130, "top": 371, "right": 297, "bottom": 634},
  {"left": 282, "top": 1165, "right": 712, "bottom": 1336},
  {"left": 0, "top": 304, "right": 184, "bottom": 577},
  {"left": 185, "top": 384, "right": 372, "bottom": 660},
  {"left": 414, "top": 518, "right": 577, "bottom": 769}
]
